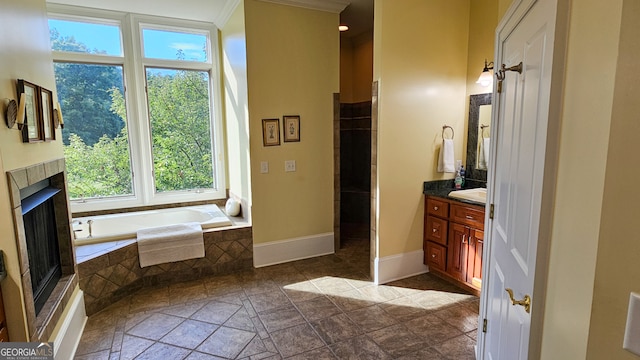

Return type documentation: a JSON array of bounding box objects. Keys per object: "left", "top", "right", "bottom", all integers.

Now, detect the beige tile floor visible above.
[{"left": 74, "top": 237, "right": 478, "bottom": 359}]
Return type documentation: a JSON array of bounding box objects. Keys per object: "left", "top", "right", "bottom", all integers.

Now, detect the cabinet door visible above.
[
  {"left": 466, "top": 228, "right": 484, "bottom": 289},
  {"left": 425, "top": 241, "right": 446, "bottom": 271},
  {"left": 447, "top": 223, "right": 468, "bottom": 282},
  {"left": 426, "top": 216, "right": 448, "bottom": 245}
]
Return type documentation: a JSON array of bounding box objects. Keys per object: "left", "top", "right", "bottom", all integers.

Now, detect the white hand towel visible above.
[
  {"left": 437, "top": 139, "right": 455, "bottom": 173},
  {"left": 478, "top": 137, "right": 487, "bottom": 169},
  {"left": 483, "top": 138, "right": 491, "bottom": 168},
  {"left": 137, "top": 222, "right": 204, "bottom": 268}
]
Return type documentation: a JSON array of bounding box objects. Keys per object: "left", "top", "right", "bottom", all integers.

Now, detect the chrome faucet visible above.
[{"left": 87, "top": 219, "right": 94, "bottom": 237}]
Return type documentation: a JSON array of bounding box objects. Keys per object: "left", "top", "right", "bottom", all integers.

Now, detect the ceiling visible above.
[
  {"left": 339, "top": 0, "right": 374, "bottom": 39},
  {"left": 46, "top": 0, "right": 373, "bottom": 38}
]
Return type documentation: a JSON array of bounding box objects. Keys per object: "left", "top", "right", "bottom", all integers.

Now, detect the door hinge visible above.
[
  {"left": 483, "top": 318, "right": 488, "bottom": 333},
  {"left": 489, "top": 204, "right": 494, "bottom": 219}
]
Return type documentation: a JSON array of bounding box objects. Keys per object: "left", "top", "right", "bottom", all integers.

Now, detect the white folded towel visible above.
[
  {"left": 483, "top": 138, "right": 491, "bottom": 168},
  {"left": 137, "top": 222, "right": 204, "bottom": 268},
  {"left": 437, "top": 138, "right": 455, "bottom": 173},
  {"left": 478, "top": 137, "right": 487, "bottom": 170}
]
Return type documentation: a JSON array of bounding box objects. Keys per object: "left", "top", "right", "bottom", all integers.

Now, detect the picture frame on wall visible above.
[
  {"left": 283, "top": 115, "right": 300, "bottom": 142},
  {"left": 41, "top": 87, "right": 55, "bottom": 141},
  {"left": 17, "top": 79, "right": 42, "bottom": 143},
  {"left": 262, "top": 118, "right": 280, "bottom": 146}
]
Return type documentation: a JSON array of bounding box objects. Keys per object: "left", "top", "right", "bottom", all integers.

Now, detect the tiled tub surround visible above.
[
  {"left": 6, "top": 159, "right": 78, "bottom": 342},
  {"left": 77, "top": 226, "right": 253, "bottom": 315}
]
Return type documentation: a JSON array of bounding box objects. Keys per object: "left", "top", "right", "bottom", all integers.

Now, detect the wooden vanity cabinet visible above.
[{"left": 424, "top": 196, "right": 485, "bottom": 293}]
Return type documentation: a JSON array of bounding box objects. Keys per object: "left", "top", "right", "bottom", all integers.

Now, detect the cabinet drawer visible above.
[
  {"left": 450, "top": 203, "right": 485, "bottom": 229},
  {"left": 425, "top": 242, "right": 446, "bottom": 272},
  {"left": 426, "top": 198, "right": 449, "bottom": 218},
  {"left": 425, "top": 216, "right": 448, "bottom": 245}
]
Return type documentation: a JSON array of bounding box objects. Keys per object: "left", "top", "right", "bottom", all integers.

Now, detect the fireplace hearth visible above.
[{"left": 7, "top": 158, "right": 78, "bottom": 341}]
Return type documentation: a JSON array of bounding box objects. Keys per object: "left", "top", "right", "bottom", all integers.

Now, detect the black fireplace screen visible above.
[{"left": 22, "top": 191, "right": 62, "bottom": 316}]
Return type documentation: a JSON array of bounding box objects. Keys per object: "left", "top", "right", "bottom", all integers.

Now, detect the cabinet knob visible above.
[
  {"left": 465, "top": 215, "right": 474, "bottom": 220},
  {"left": 432, "top": 228, "right": 437, "bottom": 233},
  {"left": 432, "top": 254, "right": 436, "bottom": 258},
  {"left": 434, "top": 206, "right": 439, "bottom": 211}
]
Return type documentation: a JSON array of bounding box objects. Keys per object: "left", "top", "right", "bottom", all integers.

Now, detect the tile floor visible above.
[{"left": 74, "top": 237, "right": 478, "bottom": 359}]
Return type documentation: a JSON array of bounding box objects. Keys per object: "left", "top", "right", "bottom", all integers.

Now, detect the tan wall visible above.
[
  {"left": 585, "top": 1, "right": 640, "bottom": 358},
  {"left": 340, "top": 39, "right": 354, "bottom": 103},
  {"left": 498, "top": 0, "right": 512, "bottom": 19},
  {"left": 0, "top": 0, "right": 65, "bottom": 340},
  {"left": 340, "top": 34, "right": 373, "bottom": 104},
  {"left": 244, "top": 0, "right": 338, "bottom": 244},
  {"left": 466, "top": 0, "right": 498, "bottom": 97},
  {"left": 539, "top": 0, "right": 623, "bottom": 358},
  {"left": 221, "top": 1, "right": 252, "bottom": 208},
  {"left": 373, "top": 0, "right": 470, "bottom": 257}
]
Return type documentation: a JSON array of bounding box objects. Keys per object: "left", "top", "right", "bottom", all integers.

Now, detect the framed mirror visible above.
[{"left": 465, "top": 93, "right": 492, "bottom": 181}]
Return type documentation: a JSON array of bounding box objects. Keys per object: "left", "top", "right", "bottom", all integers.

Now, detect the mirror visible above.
[{"left": 465, "top": 93, "right": 492, "bottom": 182}]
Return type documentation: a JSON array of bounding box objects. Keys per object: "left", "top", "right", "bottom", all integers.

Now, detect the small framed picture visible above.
[
  {"left": 41, "top": 87, "right": 55, "bottom": 141},
  {"left": 17, "top": 79, "right": 42, "bottom": 143},
  {"left": 262, "top": 118, "right": 280, "bottom": 146},
  {"left": 283, "top": 115, "right": 300, "bottom": 142}
]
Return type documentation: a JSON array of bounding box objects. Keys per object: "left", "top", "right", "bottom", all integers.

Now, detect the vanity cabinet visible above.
[{"left": 424, "top": 196, "right": 485, "bottom": 293}]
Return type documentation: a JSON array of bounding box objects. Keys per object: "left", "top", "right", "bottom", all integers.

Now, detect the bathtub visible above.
[{"left": 73, "top": 205, "right": 233, "bottom": 245}]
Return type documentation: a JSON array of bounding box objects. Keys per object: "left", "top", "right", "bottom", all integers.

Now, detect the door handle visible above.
[{"left": 505, "top": 288, "right": 531, "bottom": 313}]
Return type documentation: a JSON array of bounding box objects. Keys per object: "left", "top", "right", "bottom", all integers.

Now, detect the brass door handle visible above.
[{"left": 505, "top": 288, "right": 531, "bottom": 313}]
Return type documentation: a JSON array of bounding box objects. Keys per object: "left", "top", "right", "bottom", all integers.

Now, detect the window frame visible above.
[{"left": 48, "top": 5, "right": 226, "bottom": 213}]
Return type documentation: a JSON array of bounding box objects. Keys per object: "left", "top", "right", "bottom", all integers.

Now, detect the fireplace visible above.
[
  {"left": 21, "top": 180, "right": 63, "bottom": 315},
  {"left": 7, "top": 159, "right": 78, "bottom": 342}
]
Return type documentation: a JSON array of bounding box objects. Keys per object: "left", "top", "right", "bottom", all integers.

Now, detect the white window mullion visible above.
[{"left": 127, "top": 14, "right": 156, "bottom": 205}]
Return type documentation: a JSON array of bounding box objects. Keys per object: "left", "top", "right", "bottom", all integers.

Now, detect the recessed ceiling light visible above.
[{"left": 339, "top": 25, "right": 349, "bottom": 32}]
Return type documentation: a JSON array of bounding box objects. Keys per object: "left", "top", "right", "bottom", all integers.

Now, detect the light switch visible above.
[
  {"left": 285, "top": 160, "right": 296, "bottom": 172},
  {"left": 624, "top": 292, "right": 640, "bottom": 355},
  {"left": 260, "top": 161, "right": 269, "bottom": 174}
]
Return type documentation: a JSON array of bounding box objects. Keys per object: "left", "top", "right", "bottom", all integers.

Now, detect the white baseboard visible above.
[
  {"left": 254, "top": 232, "right": 334, "bottom": 268},
  {"left": 374, "top": 249, "right": 428, "bottom": 284},
  {"left": 52, "top": 289, "right": 87, "bottom": 360}
]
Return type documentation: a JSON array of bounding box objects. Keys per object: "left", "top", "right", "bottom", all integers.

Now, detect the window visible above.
[{"left": 48, "top": 7, "right": 225, "bottom": 212}]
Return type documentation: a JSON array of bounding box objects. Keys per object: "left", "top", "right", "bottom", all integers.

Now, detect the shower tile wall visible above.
[{"left": 340, "top": 101, "right": 372, "bottom": 240}]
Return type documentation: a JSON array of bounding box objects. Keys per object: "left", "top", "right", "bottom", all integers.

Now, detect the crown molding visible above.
[
  {"left": 257, "top": 0, "right": 349, "bottom": 13},
  {"left": 215, "top": 0, "right": 241, "bottom": 28}
]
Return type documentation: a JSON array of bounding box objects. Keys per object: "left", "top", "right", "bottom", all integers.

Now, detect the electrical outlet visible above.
[
  {"left": 260, "top": 161, "right": 269, "bottom": 174},
  {"left": 285, "top": 160, "right": 296, "bottom": 172}
]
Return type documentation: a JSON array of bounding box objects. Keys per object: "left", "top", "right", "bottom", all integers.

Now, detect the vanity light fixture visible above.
[
  {"left": 339, "top": 25, "right": 349, "bottom": 32},
  {"left": 476, "top": 59, "right": 494, "bottom": 87},
  {"left": 4, "top": 93, "right": 26, "bottom": 130}
]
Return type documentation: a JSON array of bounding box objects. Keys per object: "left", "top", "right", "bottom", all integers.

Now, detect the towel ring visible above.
[
  {"left": 442, "top": 125, "right": 454, "bottom": 140},
  {"left": 480, "top": 124, "right": 490, "bottom": 138}
]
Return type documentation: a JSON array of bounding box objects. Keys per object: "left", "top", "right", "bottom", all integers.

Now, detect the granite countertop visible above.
[{"left": 423, "top": 179, "right": 487, "bottom": 207}]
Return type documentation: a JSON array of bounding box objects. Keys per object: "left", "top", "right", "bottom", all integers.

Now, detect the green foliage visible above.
[
  {"left": 54, "top": 29, "right": 215, "bottom": 199},
  {"left": 146, "top": 69, "right": 214, "bottom": 192}
]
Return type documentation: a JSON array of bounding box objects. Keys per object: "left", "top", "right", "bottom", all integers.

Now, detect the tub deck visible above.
[{"left": 75, "top": 216, "right": 252, "bottom": 315}]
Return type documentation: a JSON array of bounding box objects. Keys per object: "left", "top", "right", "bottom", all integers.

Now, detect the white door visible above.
[{"left": 479, "top": 0, "right": 559, "bottom": 358}]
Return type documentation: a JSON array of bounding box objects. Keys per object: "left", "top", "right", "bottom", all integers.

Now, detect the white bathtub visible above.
[{"left": 73, "top": 205, "right": 232, "bottom": 245}]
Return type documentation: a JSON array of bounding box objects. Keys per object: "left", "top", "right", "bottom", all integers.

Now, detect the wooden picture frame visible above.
[
  {"left": 41, "top": 87, "right": 55, "bottom": 141},
  {"left": 262, "top": 118, "right": 280, "bottom": 146},
  {"left": 283, "top": 115, "right": 300, "bottom": 142},
  {"left": 18, "top": 79, "right": 42, "bottom": 143}
]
